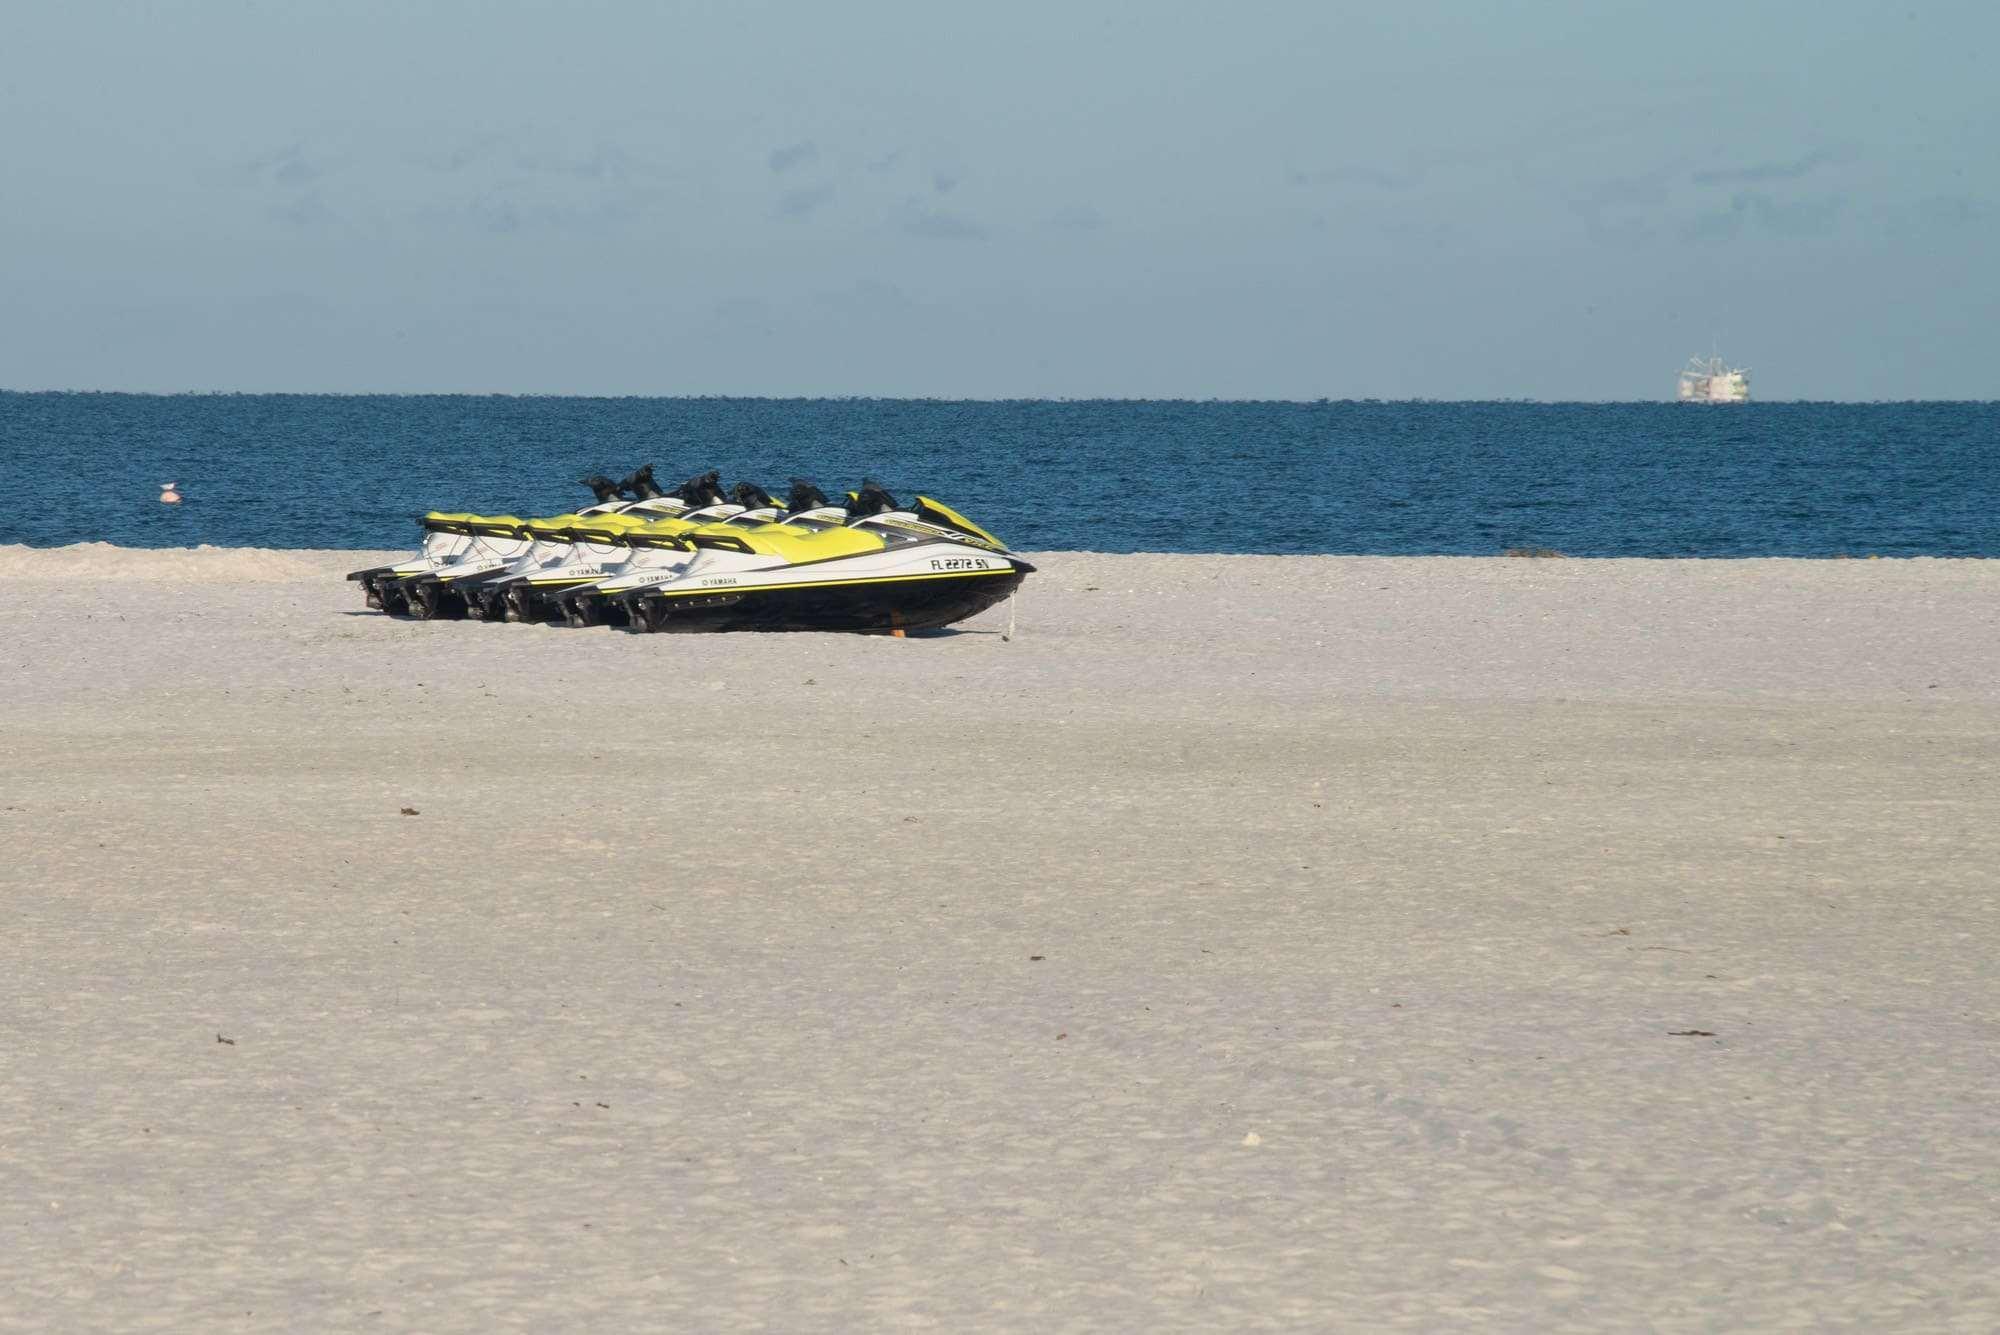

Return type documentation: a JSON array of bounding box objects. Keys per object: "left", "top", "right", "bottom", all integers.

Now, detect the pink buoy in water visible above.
[{"left": 160, "top": 482, "right": 182, "bottom": 504}]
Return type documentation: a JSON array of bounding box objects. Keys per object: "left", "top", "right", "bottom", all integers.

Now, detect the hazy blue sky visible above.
[{"left": 2, "top": 0, "right": 1994, "bottom": 398}]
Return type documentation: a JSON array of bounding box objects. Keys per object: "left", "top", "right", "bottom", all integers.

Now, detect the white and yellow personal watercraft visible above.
[
  {"left": 465, "top": 477, "right": 793, "bottom": 624},
  {"left": 553, "top": 479, "right": 849, "bottom": 627},
  {"left": 348, "top": 467, "right": 728, "bottom": 620},
  {"left": 349, "top": 472, "right": 1031, "bottom": 634},
  {"left": 610, "top": 481, "right": 1033, "bottom": 634}
]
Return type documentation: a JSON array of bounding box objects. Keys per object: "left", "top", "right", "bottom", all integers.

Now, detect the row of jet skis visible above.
[{"left": 347, "top": 465, "right": 1034, "bottom": 634}]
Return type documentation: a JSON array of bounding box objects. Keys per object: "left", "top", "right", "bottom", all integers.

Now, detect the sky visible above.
[{"left": 1, "top": 0, "right": 1994, "bottom": 399}]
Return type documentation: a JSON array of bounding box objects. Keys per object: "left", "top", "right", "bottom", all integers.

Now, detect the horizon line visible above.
[{"left": 4, "top": 388, "right": 1996, "bottom": 407}]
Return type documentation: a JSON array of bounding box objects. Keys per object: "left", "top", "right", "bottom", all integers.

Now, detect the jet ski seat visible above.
[
  {"left": 524, "top": 511, "right": 659, "bottom": 541},
  {"left": 421, "top": 512, "right": 532, "bottom": 537},
  {"left": 684, "top": 524, "right": 887, "bottom": 562}
]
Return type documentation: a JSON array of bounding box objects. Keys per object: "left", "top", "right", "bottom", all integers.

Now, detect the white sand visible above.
[{"left": 3, "top": 546, "right": 1997, "bottom": 1331}]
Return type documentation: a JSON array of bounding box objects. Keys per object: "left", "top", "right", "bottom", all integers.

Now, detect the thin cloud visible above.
[
  {"left": 1875, "top": 193, "right": 1995, "bottom": 243},
  {"left": 409, "top": 133, "right": 662, "bottom": 184},
  {"left": 1912, "top": 194, "right": 1992, "bottom": 227},
  {"left": 269, "top": 190, "right": 336, "bottom": 227},
  {"left": 1682, "top": 190, "right": 1846, "bottom": 241},
  {"left": 1692, "top": 148, "right": 1853, "bottom": 187},
  {"left": 767, "top": 140, "right": 819, "bottom": 173},
  {"left": 512, "top": 141, "right": 654, "bottom": 183},
  {"left": 813, "top": 279, "right": 917, "bottom": 317},
  {"left": 1046, "top": 205, "right": 1104, "bottom": 231},
  {"left": 434, "top": 179, "right": 661, "bottom": 235},
  {"left": 703, "top": 296, "right": 774, "bottom": 331},
  {"left": 1573, "top": 171, "right": 1673, "bottom": 212},
  {"left": 241, "top": 143, "right": 330, "bottom": 188},
  {"left": 463, "top": 191, "right": 523, "bottom": 234},
  {"left": 240, "top": 128, "right": 672, "bottom": 235},
  {"left": 1291, "top": 165, "right": 1419, "bottom": 190},
  {"left": 775, "top": 183, "right": 835, "bottom": 221},
  {"left": 1568, "top": 169, "right": 1676, "bottom": 243},
  {"left": 904, "top": 208, "right": 986, "bottom": 240},
  {"left": 410, "top": 133, "right": 508, "bottom": 175}
]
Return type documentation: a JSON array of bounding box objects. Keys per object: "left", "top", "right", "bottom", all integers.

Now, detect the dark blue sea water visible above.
[{"left": 2, "top": 393, "right": 1995, "bottom": 556}]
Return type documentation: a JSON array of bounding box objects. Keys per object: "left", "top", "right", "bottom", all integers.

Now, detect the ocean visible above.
[{"left": 2, "top": 393, "right": 1994, "bottom": 556}]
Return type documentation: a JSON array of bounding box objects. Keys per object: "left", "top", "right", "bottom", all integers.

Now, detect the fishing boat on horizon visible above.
[{"left": 1677, "top": 350, "right": 1750, "bottom": 404}]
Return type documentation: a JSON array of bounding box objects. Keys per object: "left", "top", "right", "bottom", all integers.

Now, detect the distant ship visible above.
[{"left": 1677, "top": 351, "right": 1750, "bottom": 404}]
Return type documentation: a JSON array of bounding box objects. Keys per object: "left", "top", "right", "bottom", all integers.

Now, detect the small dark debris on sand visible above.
[
  {"left": 1668, "top": 1029, "right": 1717, "bottom": 1037},
  {"left": 400, "top": 807, "right": 420, "bottom": 816}
]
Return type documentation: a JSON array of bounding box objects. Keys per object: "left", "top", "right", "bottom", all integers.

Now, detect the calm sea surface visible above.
[{"left": 2, "top": 393, "right": 1994, "bottom": 556}]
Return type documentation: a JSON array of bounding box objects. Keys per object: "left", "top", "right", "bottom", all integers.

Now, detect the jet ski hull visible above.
[{"left": 631, "top": 563, "right": 1029, "bottom": 634}]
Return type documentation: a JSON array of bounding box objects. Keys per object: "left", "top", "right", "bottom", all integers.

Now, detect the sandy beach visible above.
[{"left": 3, "top": 545, "right": 1997, "bottom": 1332}]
